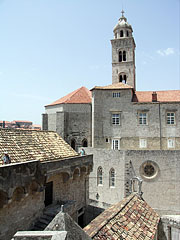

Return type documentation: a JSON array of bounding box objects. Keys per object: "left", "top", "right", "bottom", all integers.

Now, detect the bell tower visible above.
[{"left": 111, "top": 11, "right": 136, "bottom": 89}]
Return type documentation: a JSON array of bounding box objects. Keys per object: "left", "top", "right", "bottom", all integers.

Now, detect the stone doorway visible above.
[{"left": 44, "top": 181, "right": 53, "bottom": 207}]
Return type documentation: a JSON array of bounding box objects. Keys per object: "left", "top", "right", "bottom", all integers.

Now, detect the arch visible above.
[
  {"left": 73, "top": 168, "right": 80, "bottom": 180},
  {"left": 80, "top": 166, "right": 87, "bottom": 176},
  {"left": 120, "top": 30, "right": 124, "bottom": 37},
  {"left": 62, "top": 172, "right": 70, "bottom": 183},
  {"left": 12, "top": 187, "right": 25, "bottom": 202},
  {"left": 82, "top": 139, "right": 88, "bottom": 147},
  {"left": 71, "top": 139, "right": 76, "bottom": 150},
  {"left": 109, "top": 168, "right": 115, "bottom": 187},
  {"left": 0, "top": 190, "right": 8, "bottom": 208},
  {"left": 97, "top": 166, "right": 103, "bottom": 186},
  {"left": 29, "top": 181, "right": 39, "bottom": 194},
  {"left": 123, "top": 51, "right": 126, "bottom": 61},
  {"left": 119, "top": 51, "right": 122, "bottom": 62},
  {"left": 119, "top": 74, "right": 127, "bottom": 84}
]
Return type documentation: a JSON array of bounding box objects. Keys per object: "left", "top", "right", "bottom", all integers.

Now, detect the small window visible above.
[
  {"left": 106, "top": 138, "right": 109, "bottom": 143},
  {"left": 112, "top": 139, "right": 120, "bottom": 150},
  {"left": 97, "top": 167, "right": 103, "bottom": 185},
  {"left": 167, "top": 139, "right": 175, "bottom": 148},
  {"left": 119, "top": 74, "right": 127, "bottom": 83},
  {"left": 167, "top": 112, "right": 175, "bottom": 125},
  {"left": 112, "top": 92, "right": 120, "bottom": 98},
  {"left": 139, "top": 139, "right": 147, "bottom": 148},
  {"left": 112, "top": 114, "right": 120, "bottom": 125},
  {"left": 138, "top": 112, "right": 147, "bottom": 125},
  {"left": 119, "top": 51, "right": 122, "bottom": 62},
  {"left": 126, "top": 30, "right": 129, "bottom": 37},
  {"left": 120, "top": 30, "right": 123, "bottom": 37},
  {"left": 123, "top": 51, "right": 126, "bottom": 61},
  {"left": 115, "top": 33, "right": 117, "bottom": 39},
  {"left": 109, "top": 168, "right": 115, "bottom": 187}
]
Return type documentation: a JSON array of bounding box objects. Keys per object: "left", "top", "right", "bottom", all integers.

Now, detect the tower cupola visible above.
[
  {"left": 113, "top": 10, "right": 133, "bottom": 39},
  {"left": 111, "top": 11, "right": 136, "bottom": 89}
]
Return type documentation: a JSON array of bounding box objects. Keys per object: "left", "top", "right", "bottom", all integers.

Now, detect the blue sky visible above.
[{"left": 0, "top": 0, "right": 179, "bottom": 125}]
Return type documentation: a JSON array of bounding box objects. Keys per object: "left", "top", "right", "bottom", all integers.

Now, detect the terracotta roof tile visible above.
[
  {"left": 91, "top": 82, "right": 133, "bottom": 90},
  {"left": 46, "top": 86, "right": 92, "bottom": 106},
  {"left": 84, "top": 194, "right": 160, "bottom": 240},
  {"left": 133, "top": 90, "right": 180, "bottom": 103},
  {"left": 0, "top": 129, "right": 78, "bottom": 165}
]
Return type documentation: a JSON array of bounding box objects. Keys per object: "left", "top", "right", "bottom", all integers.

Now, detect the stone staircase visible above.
[{"left": 30, "top": 205, "right": 62, "bottom": 231}]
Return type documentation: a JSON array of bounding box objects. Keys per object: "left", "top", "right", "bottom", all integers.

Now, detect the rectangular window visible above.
[
  {"left": 112, "top": 114, "right": 120, "bottom": 125},
  {"left": 167, "top": 139, "right": 175, "bottom": 148},
  {"left": 167, "top": 112, "right": 175, "bottom": 125},
  {"left": 139, "top": 139, "right": 147, "bottom": 148},
  {"left": 138, "top": 112, "right": 147, "bottom": 125},
  {"left": 112, "top": 92, "right": 121, "bottom": 98},
  {"left": 112, "top": 139, "right": 120, "bottom": 150}
]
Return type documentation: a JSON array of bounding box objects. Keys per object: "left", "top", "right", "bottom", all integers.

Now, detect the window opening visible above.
[
  {"left": 71, "top": 139, "right": 76, "bottom": 150},
  {"left": 127, "top": 30, "right": 129, "bottom": 37},
  {"left": 109, "top": 168, "right": 115, "bottom": 187},
  {"left": 112, "top": 114, "right": 120, "bottom": 125},
  {"left": 119, "top": 51, "right": 122, "bottom": 62},
  {"left": 97, "top": 167, "right": 103, "bottom": 185},
  {"left": 167, "top": 139, "right": 175, "bottom": 148},
  {"left": 82, "top": 139, "right": 88, "bottom": 147},
  {"left": 120, "top": 30, "right": 123, "bottom": 37},
  {"left": 138, "top": 112, "right": 147, "bottom": 125},
  {"left": 123, "top": 51, "right": 126, "bottom": 61},
  {"left": 112, "top": 139, "right": 120, "bottom": 150},
  {"left": 139, "top": 139, "right": 147, "bottom": 148},
  {"left": 167, "top": 112, "right": 175, "bottom": 125},
  {"left": 112, "top": 92, "right": 121, "bottom": 98}
]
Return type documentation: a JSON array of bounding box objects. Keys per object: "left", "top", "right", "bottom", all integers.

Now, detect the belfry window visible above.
[
  {"left": 120, "top": 30, "right": 123, "bottom": 37},
  {"left": 126, "top": 30, "right": 129, "bottom": 37},
  {"left": 119, "top": 74, "right": 127, "bottom": 84},
  {"left": 123, "top": 51, "right": 126, "bottom": 61},
  {"left": 119, "top": 51, "right": 122, "bottom": 62}
]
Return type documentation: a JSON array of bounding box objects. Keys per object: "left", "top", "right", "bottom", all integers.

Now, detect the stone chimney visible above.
[{"left": 152, "top": 92, "right": 157, "bottom": 102}]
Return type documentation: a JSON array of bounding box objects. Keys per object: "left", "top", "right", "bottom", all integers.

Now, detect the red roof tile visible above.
[
  {"left": 84, "top": 194, "right": 160, "bottom": 240},
  {"left": 133, "top": 90, "right": 180, "bottom": 103},
  {"left": 46, "top": 86, "right": 92, "bottom": 107}
]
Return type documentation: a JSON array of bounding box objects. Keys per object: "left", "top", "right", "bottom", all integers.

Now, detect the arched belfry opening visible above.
[{"left": 119, "top": 74, "right": 127, "bottom": 84}]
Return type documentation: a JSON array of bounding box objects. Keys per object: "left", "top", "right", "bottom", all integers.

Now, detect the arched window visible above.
[
  {"left": 82, "top": 139, "right": 88, "bottom": 147},
  {"left": 126, "top": 30, "right": 129, "bottom": 37},
  {"left": 115, "top": 33, "right": 117, "bottom": 39},
  {"left": 71, "top": 139, "right": 76, "bottom": 150},
  {"left": 119, "top": 74, "right": 127, "bottom": 84},
  {"left": 97, "top": 167, "right": 103, "bottom": 185},
  {"left": 109, "top": 168, "right": 115, "bottom": 187},
  {"left": 119, "top": 51, "right": 122, "bottom": 62},
  {"left": 123, "top": 51, "right": 126, "bottom": 61},
  {"left": 120, "top": 30, "right": 123, "bottom": 37}
]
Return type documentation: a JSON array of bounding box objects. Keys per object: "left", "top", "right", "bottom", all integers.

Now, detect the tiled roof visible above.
[
  {"left": 91, "top": 82, "right": 133, "bottom": 91},
  {"left": 133, "top": 90, "right": 180, "bottom": 103},
  {"left": 14, "top": 120, "right": 33, "bottom": 123},
  {"left": 84, "top": 194, "right": 160, "bottom": 240},
  {"left": 46, "top": 86, "right": 92, "bottom": 106},
  {"left": 0, "top": 129, "right": 78, "bottom": 165}
]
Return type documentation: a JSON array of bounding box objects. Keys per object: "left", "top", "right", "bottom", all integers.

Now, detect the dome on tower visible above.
[{"left": 113, "top": 11, "right": 133, "bottom": 32}]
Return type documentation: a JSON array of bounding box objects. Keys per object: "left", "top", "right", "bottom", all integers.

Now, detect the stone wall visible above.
[
  {"left": 92, "top": 88, "right": 180, "bottom": 150},
  {"left": 0, "top": 155, "right": 93, "bottom": 240},
  {"left": 85, "top": 147, "right": 180, "bottom": 216},
  {"left": 44, "top": 103, "right": 92, "bottom": 150}
]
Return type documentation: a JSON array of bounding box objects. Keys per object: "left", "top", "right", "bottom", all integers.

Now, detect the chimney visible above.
[
  {"left": 152, "top": 91, "right": 157, "bottom": 102},
  {"left": 3, "top": 121, "right": 5, "bottom": 128}
]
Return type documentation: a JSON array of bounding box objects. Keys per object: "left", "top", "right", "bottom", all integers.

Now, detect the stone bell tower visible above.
[{"left": 111, "top": 10, "right": 136, "bottom": 89}]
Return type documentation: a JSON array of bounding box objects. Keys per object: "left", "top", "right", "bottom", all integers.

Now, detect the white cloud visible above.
[{"left": 157, "top": 48, "right": 175, "bottom": 56}]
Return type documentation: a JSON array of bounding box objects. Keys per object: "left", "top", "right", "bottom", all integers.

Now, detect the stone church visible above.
[{"left": 43, "top": 12, "right": 180, "bottom": 218}]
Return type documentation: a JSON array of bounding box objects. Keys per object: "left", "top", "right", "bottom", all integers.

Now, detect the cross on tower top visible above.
[{"left": 121, "top": 9, "right": 125, "bottom": 17}]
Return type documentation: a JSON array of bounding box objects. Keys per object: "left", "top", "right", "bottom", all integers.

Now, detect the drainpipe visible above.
[{"left": 158, "top": 102, "right": 162, "bottom": 150}]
